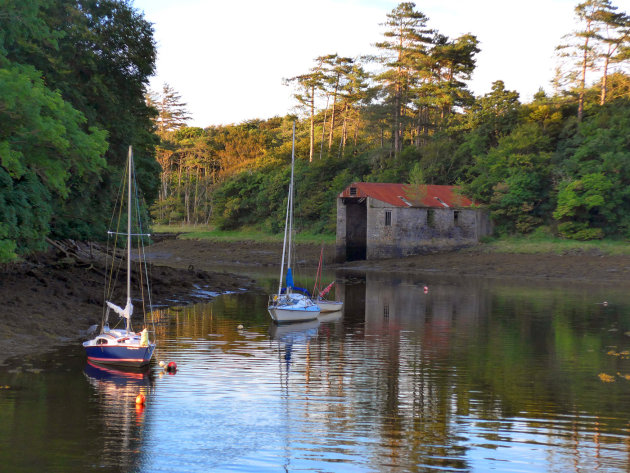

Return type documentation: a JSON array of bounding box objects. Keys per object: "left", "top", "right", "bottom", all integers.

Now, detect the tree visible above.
[
  {"left": 285, "top": 60, "right": 325, "bottom": 162},
  {"left": 318, "top": 54, "right": 355, "bottom": 154},
  {"left": 0, "top": 63, "right": 107, "bottom": 255},
  {"left": 593, "top": 5, "right": 630, "bottom": 104},
  {"left": 553, "top": 99, "right": 630, "bottom": 239},
  {"left": 148, "top": 83, "right": 191, "bottom": 211},
  {"left": 12, "top": 0, "right": 160, "bottom": 240},
  {"left": 556, "top": 0, "right": 627, "bottom": 120},
  {"left": 150, "top": 83, "right": 191, "bottom": 134},
  {"left": 375, "top": 2, "right": 433, "bottom": 154}
]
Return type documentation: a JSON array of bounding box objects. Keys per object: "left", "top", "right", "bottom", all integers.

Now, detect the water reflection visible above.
[
  {"left": 2, "top": 273, "right": 630, "bottom": 472},
  {"left": 83, "top": 362, "right": 153, "bottom": 472},
  {"left": 336, "top": 271, "right": 630, "bottom": 471}
]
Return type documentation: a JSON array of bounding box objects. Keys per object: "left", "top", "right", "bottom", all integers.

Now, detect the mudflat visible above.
[
  {"left": 2, "top": 237, "right": 630, "bottom": 364},
  {"left": 0, "top": 242, "right": 255, "bottom": 364},
  {"left": 146, "top": 238, "right": 630, "bottom": 284}
]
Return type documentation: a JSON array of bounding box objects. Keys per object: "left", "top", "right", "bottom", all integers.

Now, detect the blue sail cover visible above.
[
  {"left": 280, "top": 286, "right": 311, "bottom": 296},
  {"left": 286, "top": 268, "right": 294, "bottom": 289},
  {"left": 280, "top": 268, "right": 311, "bottom": 296}
]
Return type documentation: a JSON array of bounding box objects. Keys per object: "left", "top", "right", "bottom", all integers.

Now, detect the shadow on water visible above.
[{"left": 2, "top": 269, "right": 630, "bottom": 472}]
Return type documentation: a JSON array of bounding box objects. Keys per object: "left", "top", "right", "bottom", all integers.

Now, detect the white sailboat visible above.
[
  {"left": 268, "top": 123, "right": 320, "bottom": 323},
  {"left": 83, "top": 146, "right": 156, "bottom": 367}
]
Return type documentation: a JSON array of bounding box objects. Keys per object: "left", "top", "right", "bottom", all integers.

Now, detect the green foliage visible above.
[
  {"left": 466, "top": 122, "right": 554, "bottom": 234},
  {"left": 0, "top": 0, "right": 158, "bottom": 261},
  {"left": 553, "top": 100, "right": 630, "bottom": 238}
]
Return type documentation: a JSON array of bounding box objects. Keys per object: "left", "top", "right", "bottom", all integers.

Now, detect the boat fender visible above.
[
  {"left": 423, "top": 286, "right": 429, "bottom": 294},
  {"left": 166, "top": 361, "right": 177, "bottom": 373}
]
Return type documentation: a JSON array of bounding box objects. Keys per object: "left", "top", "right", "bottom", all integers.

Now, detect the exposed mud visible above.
[
  {"left": 146, "top": 238, "right": 630, "bottom": 285},
  {"left": 0, "top": 242, "right": 256, "bottom": 365}
]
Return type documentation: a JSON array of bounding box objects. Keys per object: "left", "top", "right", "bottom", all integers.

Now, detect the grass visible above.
[
  {"left": 153, "top": 224, "right": 630, "bottom": 255},
  {"left": 477, "top": 231, "right": 630, "bottom": 256},
  {"left": 151, "top": 224, "right": 336, "bottom": 245}
]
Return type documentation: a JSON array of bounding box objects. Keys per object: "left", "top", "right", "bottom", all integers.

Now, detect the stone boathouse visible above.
[{"left": 335, "top": 182, "right": 492, "bottom": 261}]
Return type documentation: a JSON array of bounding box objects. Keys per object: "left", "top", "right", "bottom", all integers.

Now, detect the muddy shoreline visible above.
[
  {"left": 0, "top": 243, "right": 256, "bottom": 365},
  {"left": 145, "top": 238, "right": 630, "bottom": 284},
  {"left": 2, "top": 237, "right": 630, "bottom": 365}
]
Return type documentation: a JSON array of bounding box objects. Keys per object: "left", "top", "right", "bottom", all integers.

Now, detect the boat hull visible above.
[
  {"left": 315, "top": 300, "right": 343, "bottom": 313},
  {"left": 84, "top": 343, "right": 155, "bottom": 367},
  {"left": 268, "top": 305, "right": 320, "bottom": 323}
]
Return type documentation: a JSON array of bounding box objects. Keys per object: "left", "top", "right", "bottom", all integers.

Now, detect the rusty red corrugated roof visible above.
[{"left": 338, "top": 182, "right": 475, "bottom": 208}]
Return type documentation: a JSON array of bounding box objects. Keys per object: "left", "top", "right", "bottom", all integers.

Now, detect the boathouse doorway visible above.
[{"left": 345, "top": 199, "right": 366, "bottom": 261}]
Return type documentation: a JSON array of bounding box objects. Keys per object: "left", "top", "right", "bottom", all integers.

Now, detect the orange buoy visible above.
[{"left": 135, "top": 394, "right": 146, "bottom": 405}]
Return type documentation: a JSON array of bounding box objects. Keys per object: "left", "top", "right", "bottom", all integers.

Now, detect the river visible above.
[{"left": 1, "top": 269, "right": 629, "bottom": 472}]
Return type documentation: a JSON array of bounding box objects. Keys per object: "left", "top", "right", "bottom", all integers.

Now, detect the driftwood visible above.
[{"left": 45, "top": 239, "right": 126, "bottom": 266}]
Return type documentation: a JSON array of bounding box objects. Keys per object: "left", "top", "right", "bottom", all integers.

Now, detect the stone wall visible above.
[
  {"left": 365, "top": 198, "right": 491, "bottom": 260},
  {"left": 336, "top": 196, "right": 492, "bottom": 262}
]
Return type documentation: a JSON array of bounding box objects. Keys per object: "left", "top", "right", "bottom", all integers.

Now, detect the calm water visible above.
[{"left": 2, "top": 270, "right": 630, "bottom": 472}]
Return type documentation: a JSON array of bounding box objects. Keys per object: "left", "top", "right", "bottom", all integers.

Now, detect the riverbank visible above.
[
  {"left": 0, "top": 243, "right": 256, "bottom": 365},
  {"left": 145, "top": 238, "right": 630, "bottom": 284},
  {"left": 3, "top": 237, "right": 630, "bottom": 365}
]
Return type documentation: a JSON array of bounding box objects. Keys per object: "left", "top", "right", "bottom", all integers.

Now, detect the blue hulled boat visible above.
[{"left": 83, "top": 146, "right": 156, "bottom": 367}]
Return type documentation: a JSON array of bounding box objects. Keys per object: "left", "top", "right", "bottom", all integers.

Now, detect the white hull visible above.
[
  {"left": 315, "top": 300, "right": 343, "bottom": 313},
  {"left": 268, "top": 294, "right": 320, "bottom": 323},
  {"left": 268, "top": 306, "right": 320, "bottom": 323}
]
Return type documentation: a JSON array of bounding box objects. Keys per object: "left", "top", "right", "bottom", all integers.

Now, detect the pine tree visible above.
[{"left": 374, "top": 2, "right": 433, "bottom": 154}]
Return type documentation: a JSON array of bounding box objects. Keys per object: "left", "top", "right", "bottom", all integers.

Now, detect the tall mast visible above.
[
  {"left": 277, "top": 122, "right": 295, "bottom": 296},
  {"left": 287, "top": 122, "right": 295, "bottom": 276},
  {"left": 126, "top": 146, "right": 132, "bottom": 332}
]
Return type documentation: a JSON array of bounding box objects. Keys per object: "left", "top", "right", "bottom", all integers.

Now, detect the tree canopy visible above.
[{"left": 0, "top": 0, "right": 157, "bottom": 259}]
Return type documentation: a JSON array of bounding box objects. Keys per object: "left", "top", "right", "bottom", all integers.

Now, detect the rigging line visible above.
[
  {"left": 105, "top": 160, "right": 128, "bottom": 314},
  {"left": 103, "top": 165, "right": 126, "bottom": 322},
  {"left": 131, "top": 152, "right": 156, "bottom": 339},
  {"left": 107, "top": 179, "right": 125, "bottom": 303}
]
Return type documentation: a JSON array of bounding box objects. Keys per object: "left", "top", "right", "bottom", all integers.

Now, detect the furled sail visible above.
[
  {"left": 106, "top": 299, "right": 133, "bottom": 320},
  {"left": 320, "top": 281, "right": 335, "bottom": 297}
]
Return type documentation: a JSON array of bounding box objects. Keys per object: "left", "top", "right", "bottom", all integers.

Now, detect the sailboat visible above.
[
  {"left": 268, "top": 123, "right": 320, "bottom": 323},
  {"left": 311, "top": 247, "right": 343, "bottom": 313},
  {"left": 83, "top": 146, "right": 156, "bottom": 367}
]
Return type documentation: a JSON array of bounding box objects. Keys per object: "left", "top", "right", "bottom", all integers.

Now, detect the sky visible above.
[{"left": 133, "top": 0, "right": 584, "bottom": 128}]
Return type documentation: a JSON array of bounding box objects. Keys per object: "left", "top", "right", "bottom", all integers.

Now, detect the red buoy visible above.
[
  {"left": 166, "top": 361, "right": 177, "bottom": 373},
  {"left": 135, "top": 394, "right": 146, "bottom": 405}
]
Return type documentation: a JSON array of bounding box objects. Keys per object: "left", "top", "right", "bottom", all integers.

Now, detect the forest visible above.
[
  {"left": 1, "top": 0, "right": 629, "bottom": 263},
  {"left": 151, "top": 1, "right": 630, "bottom": 241}
]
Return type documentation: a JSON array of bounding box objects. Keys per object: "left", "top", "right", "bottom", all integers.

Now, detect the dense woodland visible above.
[
  {"left": 151, "top": 1, "right": 630, "bottom": 240},
  {"left": 1, "top": 1, "right": 629, "bottom": 263}
]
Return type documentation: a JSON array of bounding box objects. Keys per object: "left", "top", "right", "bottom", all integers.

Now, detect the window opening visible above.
[{"left": 427, "top": 209, "right": 435, "bottom": 227}]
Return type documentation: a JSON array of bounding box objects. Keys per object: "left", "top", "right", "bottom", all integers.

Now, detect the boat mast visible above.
[
  {"left": 286, "top": 122, "right": 295, "bottom": 286},
  {"left": 126, "top": 146, "right": 132, "bottom": 333},
  {"left": 277, "top": 122, "right": 296, "bottom": 296},
  {"left": 278, "top": 184, "right": 290, "bottom": 295}
]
